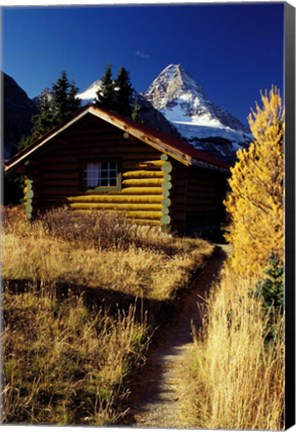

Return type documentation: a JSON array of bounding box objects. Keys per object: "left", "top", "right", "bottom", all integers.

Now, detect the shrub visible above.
[{"left": 39, "top": 206, "right": 133, "bottom": 250}]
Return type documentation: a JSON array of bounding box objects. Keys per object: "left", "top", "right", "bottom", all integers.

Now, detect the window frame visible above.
[{"left": 79, "top": 158, "right": 122, "bottom": 192}]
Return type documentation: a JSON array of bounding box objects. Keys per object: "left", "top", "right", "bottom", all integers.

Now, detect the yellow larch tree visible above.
[{"left": 224, "top": 87, "right": 284, "bottom": 277}]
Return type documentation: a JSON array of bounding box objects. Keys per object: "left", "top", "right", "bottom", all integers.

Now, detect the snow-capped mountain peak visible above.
[
  {"left": 145, "top": 64, "right": 206, "bottom": 109},
  {"left": 144, "top": 64, "right": 251, "bottom": 163},
  {"left": 77, "top": 79, "right": 102, "bottom": 103}
]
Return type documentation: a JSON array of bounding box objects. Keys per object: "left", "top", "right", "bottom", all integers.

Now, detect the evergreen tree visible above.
[
  {"left": 52, "top": 70, "right": 81, "bottom": 123},
  {"left": 224, "top": 87, "right": 284, "bottom": 278},
  {"left": 249, "top": 253, "right": 284, "bottom": 342},
  {"left": 18, "top": 89, "right": 54, "bottom": 150},
  {"left": 31, "top": 89, "right": 54, "bottom": 140},
  {"left": 68, "top": 80, "right": 81, "bottom": 114},
  {"left": 114, "top": 66, "right": 133, "bottom": 117},
  {"left": 95, "top": 64, "right": 115, "bottom": 110},
  {"left": 18, "top": 72, "right": 81, "bottom": 151}
]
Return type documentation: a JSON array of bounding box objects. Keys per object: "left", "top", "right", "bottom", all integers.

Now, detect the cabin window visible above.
[{"left": 82, "top": 161, "right": 121, "bottom": 190}]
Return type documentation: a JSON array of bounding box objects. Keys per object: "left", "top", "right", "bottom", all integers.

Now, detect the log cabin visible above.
[{"left": 4, "top": 104, "right": 229, "bottom": 232}]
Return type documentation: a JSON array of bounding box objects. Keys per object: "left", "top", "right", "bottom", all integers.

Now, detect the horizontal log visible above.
[
  {"left": 42, "top": 152, "right": 161, "bottom": 163},
  {"left": 38, "top": 198, "right": 68, "bottom": 205},
  {"left": 69, "top": 203, "right": 162, "bottom": 211},
  {"left": 123, "top": 178, "right": 163, "bottom": 187},
  {"left": 122, "top": 161, "right": 161, "bottom": 170},
  {"left": 39, "top": 163, "right": 79, "bottom": 171},
  {"left": 38, "top": 188, "right": 80, "bottom": 195},
  {"left": 40, "top": 171, "right": 79, "bottom": 180},
  {"left": 123, "top": 170, "right": 163, "bottom": 179},
  {"left": 67, "top": 194, "right": 162, "bottom": 203},
  {"left": 39, "top": 180, "right": 79, "bottom": 187},
  {"left": 45, "top": 144, "right": 160, "bottom": 155},
  {"left": 138, "top": 160, "right": 165, "bottom": 168},
  {"left": 125, "top": 211, "right": 161, "bottom": 220}
]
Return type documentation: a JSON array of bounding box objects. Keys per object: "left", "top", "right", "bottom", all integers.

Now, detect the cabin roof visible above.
[{"left": 4, "top": 104, "right": 229, "bottom": 173}]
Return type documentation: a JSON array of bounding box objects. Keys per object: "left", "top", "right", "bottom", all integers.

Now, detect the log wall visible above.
[{"left": 27, "top": 117, "right": 167, "bottom": 226}]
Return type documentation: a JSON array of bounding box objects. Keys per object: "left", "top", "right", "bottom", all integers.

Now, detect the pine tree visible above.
[
  {"left": 18, "top": 72, "right": 81, "bottom": 151},
  {"left": 114, "top": 66, "right": 133, "bottom": 117},
  {"left": 224, "top": 87, "right": 284, "bottom": 277},
  {"left": 95, "top": 64, "right": 115, "bottom": 110},
  {"left": 52, "top": 70, "right": 81, "bottom": 123},
  {"left": 68, "top": 80, "right": 81, "bottom": 114},
  {"left": 31, "top": 89, "right": 54, "bottom": 140},
  {"left": 18, "top": 89, "right": 54, "bottom": 149}
]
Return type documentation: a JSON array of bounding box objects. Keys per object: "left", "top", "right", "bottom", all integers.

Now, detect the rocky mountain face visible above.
[
  {"left": 3, "top": 72, "right": 38, "bottom": 160},
  {"left": 144, "top": 64, "right": 252, "bottom": 164}
]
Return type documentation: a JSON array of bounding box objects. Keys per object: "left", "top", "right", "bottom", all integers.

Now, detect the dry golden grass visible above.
[
  {"left": 1, "top": 205, "right": 214, "bottom": 425},
  {"left": 2, "top": 289, "right": 147, "bottom": 425},
  {"left": 182, "top": 266, "right": 284, "bottom": 430},
  {"left": 2, "top": 206, "right": 214, "bottom": 301}
]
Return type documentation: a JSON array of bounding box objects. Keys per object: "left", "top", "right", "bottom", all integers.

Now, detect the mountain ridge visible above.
[{"left": 3, "top": 71, "right": 38, "bottom": 159}]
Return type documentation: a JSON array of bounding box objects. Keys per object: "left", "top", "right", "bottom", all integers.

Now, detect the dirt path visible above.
[{"left": 129, "top": 245, "right": 230, "bottom": 428}]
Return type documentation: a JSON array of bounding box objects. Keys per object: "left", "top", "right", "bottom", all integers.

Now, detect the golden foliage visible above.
[{"left": 224, "top": 87, "right": 284, "bottom": 277}]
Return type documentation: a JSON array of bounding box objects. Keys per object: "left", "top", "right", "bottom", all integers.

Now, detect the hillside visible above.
[{"left": 3, "top": 72, "right": 38, "bottom": 159}]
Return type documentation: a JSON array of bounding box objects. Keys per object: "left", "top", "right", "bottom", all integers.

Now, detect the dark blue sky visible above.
[{"left": 2, "top": 3, "right": 284, "bottom": 126}]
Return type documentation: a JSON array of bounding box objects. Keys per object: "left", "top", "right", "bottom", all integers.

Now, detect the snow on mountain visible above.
[
  {"left": 77, "top": 80, "right": 102, "bottom": 103},
  {"left": 144, "top": 64, "right": 252, "bottom": 163}
]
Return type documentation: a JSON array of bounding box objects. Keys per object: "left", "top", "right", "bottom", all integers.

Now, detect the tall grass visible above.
[
  {"left": 2, "top": 206, "right": 214, "bottom": 301},
  {"left": 2, "top": 289, "right": 147, "bottom": 425},
  {"left": 183, "top": 266, "right": 284, "bottom": 430}
]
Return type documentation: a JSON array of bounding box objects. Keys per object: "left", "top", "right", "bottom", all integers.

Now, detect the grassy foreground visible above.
[
  {"left": 2, "top": 205, "right": 214, "bottom": 425},
  {"left": 2, "top": 291, "right": 146, "bottom": 425},
  {"left": 2, "top": 206, "right": 214, "bottom": 301},
  {"left": 182, "top": 266, "right": 284, "bottom": 430}
]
